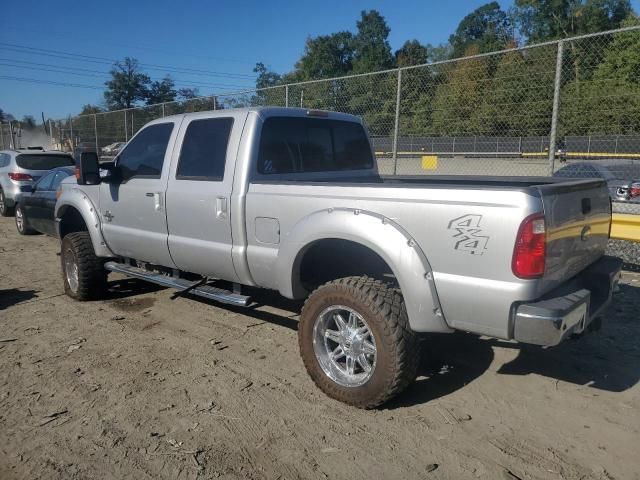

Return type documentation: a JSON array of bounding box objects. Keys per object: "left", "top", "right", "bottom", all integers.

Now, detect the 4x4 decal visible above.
[{"left": 448, "top": 214, "right": 489, "bottom": 255}]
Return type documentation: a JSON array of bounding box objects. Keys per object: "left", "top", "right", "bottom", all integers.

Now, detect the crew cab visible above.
[{"left": 55, "top": 107, "right": 621, "bottom": 408}]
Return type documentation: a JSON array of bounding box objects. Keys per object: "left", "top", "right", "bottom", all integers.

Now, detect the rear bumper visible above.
[{"left": 513, "top": 256, "right": 622, "bottom": 346}]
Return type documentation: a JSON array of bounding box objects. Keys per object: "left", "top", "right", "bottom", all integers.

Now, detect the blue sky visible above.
[{"left": 0, "top": 0, "right": 637, "bottom": 119}]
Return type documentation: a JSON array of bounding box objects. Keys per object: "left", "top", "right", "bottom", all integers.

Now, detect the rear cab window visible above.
[
  {"left": 257, "top": 117, "right": 373, "bottom": 175},
  {"left": 16, "top": 154, "right": 74, "bottom": 170}
]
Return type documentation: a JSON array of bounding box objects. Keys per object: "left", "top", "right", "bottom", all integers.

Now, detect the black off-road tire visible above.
[
  {"left": 298, "top": 276, "right": 420, "bottom": 409},
  {"left": 0, "top": 190, "right": 14, "bottom": 217},
  {"left": 61, "top": 232, "right": 108, "bottom": 301},
  {"left": 15, "top": 205, "right": 37, "bottom": 235}
]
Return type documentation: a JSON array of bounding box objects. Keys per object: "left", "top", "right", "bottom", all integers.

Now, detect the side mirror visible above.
[{"left": 77, "top": 152, "right": 100, "bottom": 185}]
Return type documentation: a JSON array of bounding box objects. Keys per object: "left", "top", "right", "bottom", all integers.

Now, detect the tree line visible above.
[
  {"left": 60, "top": 0, "right": 638, "bottom": 146},
  {"left": 253, "top": 1, "right": 638, "bottom": 138}
]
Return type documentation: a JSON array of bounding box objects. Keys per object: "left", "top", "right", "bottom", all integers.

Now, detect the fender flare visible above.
[
  {"left": 55, "top": 188, "right": 115, "bottom": 258},
  {"left": 276, "top": 208, "right": 451, "bottom": 333}
]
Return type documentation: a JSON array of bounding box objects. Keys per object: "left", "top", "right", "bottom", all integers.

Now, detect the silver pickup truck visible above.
[{"left": 55, "top": 107, "right": 622, "bottom": 408}]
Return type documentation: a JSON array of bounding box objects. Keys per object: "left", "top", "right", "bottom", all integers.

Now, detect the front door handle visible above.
[{"left": 216, "top": 196, "right": 227, "bottom": 219}]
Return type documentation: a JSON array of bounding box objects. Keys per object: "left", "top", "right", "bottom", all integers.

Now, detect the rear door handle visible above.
[
  {"left": 146, "top": 192, "right": 163, "bottom": 211},
  {"left": 216, "top": 196, "right": 227, "bottom": 219}
]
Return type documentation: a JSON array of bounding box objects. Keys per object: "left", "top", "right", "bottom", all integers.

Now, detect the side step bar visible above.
[{"left": 104, "top": 261, "right": 251, "bottom": 307}]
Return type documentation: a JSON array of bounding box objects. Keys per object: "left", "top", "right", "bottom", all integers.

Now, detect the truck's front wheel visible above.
[
  {"left": 298, "top": 276, "right": 420, "bottom": 408},
  {"left": 61, "top": 232, "right": 107, "bottom": 301}
]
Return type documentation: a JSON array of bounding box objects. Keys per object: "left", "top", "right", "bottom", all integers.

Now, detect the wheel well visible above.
[
  {"left": 296, "top": 239, "right": 395, "bottom": 295},
  {"left": 58, "top": 207, "right": 88, "bottom": 239}
]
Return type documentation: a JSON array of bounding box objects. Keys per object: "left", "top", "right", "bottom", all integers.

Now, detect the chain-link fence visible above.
[{"left": 47, "top": 25, "right": 640, "bottom": 213}]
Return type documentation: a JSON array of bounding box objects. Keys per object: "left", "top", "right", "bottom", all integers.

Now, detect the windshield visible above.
[{"left": 16, "top": 154, "right": 75, "bottom": 171}]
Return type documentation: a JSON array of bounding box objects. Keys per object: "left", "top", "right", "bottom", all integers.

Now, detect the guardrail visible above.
[{"left": 611, "top": 214, "right": 640, "bottom": 243}]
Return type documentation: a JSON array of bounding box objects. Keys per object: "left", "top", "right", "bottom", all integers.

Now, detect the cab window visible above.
[{"left": 117, "top": 123, "right": 174, "bottom": 181}]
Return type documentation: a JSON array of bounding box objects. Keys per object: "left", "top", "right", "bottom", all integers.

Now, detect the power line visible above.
[
  {"left": 0, "top": 75, "right": 104, "bottom": 90},
  {"left": 0, "top": 59, "right": 255, "bottom": 89},
  {"left": 0, "top": 42, "right": 257, "bottom": 79}
]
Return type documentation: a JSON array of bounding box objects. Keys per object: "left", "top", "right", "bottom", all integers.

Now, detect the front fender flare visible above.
[
  {"left": 55, "top": 188, "right": 115, "bottom": 258},
  {"left": 276, "top": 208, "right": 451, "bottom": 333}
]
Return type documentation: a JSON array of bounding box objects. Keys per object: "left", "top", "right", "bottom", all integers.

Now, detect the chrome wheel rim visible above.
[
  {"left": 312, "top": 305, "right": 377, "bottom": 387},
  {"left": 64, "top": 250, "right": 79, "bottom": 292},
  {"left": 15, "top": 207, "right": 24, "bottom": 232},
  {"left": 0, "top": 191, "right": 5, "bottom": 213}
]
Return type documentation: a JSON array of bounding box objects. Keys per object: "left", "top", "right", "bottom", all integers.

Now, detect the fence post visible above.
[
  {"left": 0, "top": 123, "right": 4, "bottom": 150},
  {"left": 124, "top": 111, "right": 128, "bottom": 142},
  {"left": 392, "top": 69, "right": 402, "bottom": 176},
  {"left": 213, "top": 96, "right": 217, "bottom": 110},
  {"left": 93, "top": 114, "right": 99, "bottom": 153},
  {"left": 162, "top": 103, "right": 166, "bottom": 117},
  {"left": 548, "top": 40, "right": 564, "bottom": 174},
  {"left": 69, "top": 116, "right": 74, "bottom": 149},
  {"left": 300, "top": 90, "right": 304, "bottom": 108},
  {"left": 285, "top": 85, "right": 289, "bottom": 108}
]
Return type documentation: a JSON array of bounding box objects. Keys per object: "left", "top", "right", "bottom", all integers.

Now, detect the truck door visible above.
[
  {"left": 99, "top": 120, "right": 179, "bottom": 267},
  {"left": 166, "top": 112, "right": 246, "bottom": 281}
]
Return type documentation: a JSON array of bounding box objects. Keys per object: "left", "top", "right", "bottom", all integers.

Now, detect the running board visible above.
[{"left": 104, "top": 261, "right": 251, "bottom": 307}]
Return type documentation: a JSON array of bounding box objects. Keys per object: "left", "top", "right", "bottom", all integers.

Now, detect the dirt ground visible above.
[{"left": 1, "top": 216, "right": 639, "bottom": 480}]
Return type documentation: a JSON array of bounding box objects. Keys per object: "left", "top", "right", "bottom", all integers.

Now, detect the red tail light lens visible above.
[
  {"left": 512, "top": 213, "right": 546, "bottom": 279},
  {"left": 8, "top": 172, "right": 33, "bottom": 181},
  {"left": 630, "top": 182, "right": 640, "bottom": 198}
]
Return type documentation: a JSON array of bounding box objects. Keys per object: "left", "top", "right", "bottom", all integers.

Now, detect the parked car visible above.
[
  {"left": 0, "top": 149, "right": 75, "bottom": 217},
  {"left": 554, "top": 160, "right": 640, "bottom": 203},
  {"left": 56, "top": 107, "right": 621, "bottom": 408},
  {"left": 101, "top": 142, "right": 125, "bottom": 156},
  {"left": 15, "top": 166, "right": 75, "bottom": 236}
]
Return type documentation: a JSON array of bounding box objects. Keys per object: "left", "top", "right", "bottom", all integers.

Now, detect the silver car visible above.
[{"left": 0, "top": 149, "right": 75, "bottom": 216}]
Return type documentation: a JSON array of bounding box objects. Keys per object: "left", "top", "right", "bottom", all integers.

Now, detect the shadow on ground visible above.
[
  {"left": 0, "top": 288, "right": 38, "bottom": 310},
  {"left": 101, "top": 276, "right": 640, "bottom": 407}
]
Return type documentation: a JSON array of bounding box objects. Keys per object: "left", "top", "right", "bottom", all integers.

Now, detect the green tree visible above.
[
  {"left": 560, "top": 16, "right": 640, "bottom": 135},
  {"left": 178, "top": 88, "right": 200, "bottom": 100},
  {"left": 80, "top": 104, "right": 103, "bottom": 114},
  {"left": 104, "top": 57, "right": 151, "bottom": 110},
  {"left": 292, "top": 32, "right": 354, "bottom": 80},
  {"left": 146, "top": 76, "right": 177, "bottom": 105},
  {"left": 431, "top": 45, "right": 493, "bottom": 135},
  {"left": 254, "top": 62, "right": 282, "bottom": 87},
  {"left": 395, "top": 40, "right": 429, "bottom": 67},
  {"left": 514, "top": 0, "right": 633, "bottom": 42},
  {"left": 351, "top": 10, "right": 394, "bottom": 73},
  {"left": 449, "top": 2, "right": 513, "bottom": 58}
]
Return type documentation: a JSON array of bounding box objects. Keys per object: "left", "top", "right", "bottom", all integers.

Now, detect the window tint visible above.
[
  {"left": 118, "top": 123, "right": 173, "bottom": 181},
  {"left": 176, "top": 118, "right": 233, "bottom": 180},
  {"left": 36, "top": 171, "right": 57, "bottom": 190},
  {"left": 258, "top": 117, "right": 373, "bottom": 174},
  {"left": 0, "top": 154, "right": 8, "bottom": 167},
  {"left": 16, "top": 154, "right": 74, "bottom": 170}
]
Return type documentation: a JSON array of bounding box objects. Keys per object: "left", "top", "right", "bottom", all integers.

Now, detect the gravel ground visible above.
[
  {"left": 608, "top": 239, "right": 640, "bottom": 271},
  {"left": 1, "top": 217, "right": 639, "bottom": 480}
]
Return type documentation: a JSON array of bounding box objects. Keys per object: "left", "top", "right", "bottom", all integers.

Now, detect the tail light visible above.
[
  {"left": 75, "top": 167, "right": 80, "bottom": 180},
  {"left": 8, "top": 172, "right": 33, "bottom": 181},
  {"left": 630, "top": 181, "right": 640, "bottom": 198},
  {"left": 512, "top": 213, "right": 546, "bottom": 279}
]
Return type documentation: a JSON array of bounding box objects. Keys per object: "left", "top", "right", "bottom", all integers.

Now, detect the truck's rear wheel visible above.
[
  {"left": 298, "top": 276, "right": 420, "bottom": 408},
  {"left": 61, "top": 232, "right": 107, "bottom": 301}
]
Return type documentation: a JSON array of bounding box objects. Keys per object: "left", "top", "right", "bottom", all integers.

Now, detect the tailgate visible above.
[{"left": 537, "top": 179, "right": 611, "bottom": 290}]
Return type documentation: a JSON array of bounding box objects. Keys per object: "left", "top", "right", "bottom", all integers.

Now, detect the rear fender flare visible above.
[{"left": 276, "top": 208, "right": 451, "bottom": 333}]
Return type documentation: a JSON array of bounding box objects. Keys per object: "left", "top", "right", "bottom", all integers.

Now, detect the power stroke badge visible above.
[{"left": 448, "top": 214, "right": 489, "bottom": 255}]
